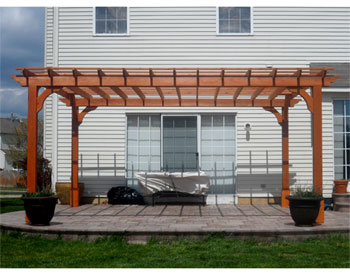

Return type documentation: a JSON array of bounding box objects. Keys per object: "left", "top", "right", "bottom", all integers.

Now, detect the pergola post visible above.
[
  {"left": 281, "top": 96, "right": 290, "bottom": 207},
  {"left": 312, "top": 86, "right": 324, "bottom": 223},
  {"left": 70, "top": 95, "right": 80, "bottom": 207},
  {"left": 27, "top": 85, "right": 39, "bottom": 194},
  {"left": 26, "top": 85, "right": 39, "bottom": 222}
]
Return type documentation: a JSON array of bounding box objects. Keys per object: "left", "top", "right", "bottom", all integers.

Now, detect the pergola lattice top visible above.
[{"left": 12, "top": 67, "right": 337, "bottom": 108}]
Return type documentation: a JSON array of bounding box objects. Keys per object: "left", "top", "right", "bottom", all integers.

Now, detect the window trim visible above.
[
  {"left": 93, "top": 7, "right": 130, "bottom": 36},
  {"left": 216, "top": 6, "right": 254, "bottom": 36}
]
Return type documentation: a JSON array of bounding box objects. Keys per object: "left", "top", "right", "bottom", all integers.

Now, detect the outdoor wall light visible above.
[{"left": 245, "top": 123, "right": 251, "bottom": 141}]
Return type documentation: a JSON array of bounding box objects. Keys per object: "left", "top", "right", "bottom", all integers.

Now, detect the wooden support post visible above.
[
  {"left": 312, "top": 86, "right": 324, "bottom": 223},
  {"left": 281, "top": 96, "right": 290, "bottom": 208},
  {"left": 70, "top": 96, "right": 80, "bottom": 207},
  {"left": 26, "top": 85, "right": 39, "bottom": 222},
  {"left": 27, "top": 85, "right": 39, "bottom": 193}
]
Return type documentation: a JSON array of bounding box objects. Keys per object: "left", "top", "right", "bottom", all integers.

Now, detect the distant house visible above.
[
  {"left": 42, "top": 7, "right": 350, "bottom": 204},
  {"left": 0, "top": 117, "right": 22, "bottom": 170}
]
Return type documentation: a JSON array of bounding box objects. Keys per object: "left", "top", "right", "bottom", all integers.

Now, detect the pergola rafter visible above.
[{"left": 11, "top": 67, "right": 339, "bottom": 224}]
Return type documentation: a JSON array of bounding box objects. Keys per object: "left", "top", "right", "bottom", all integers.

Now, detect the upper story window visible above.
[
  {"left": 94, "top": 7, "right": 128, "bottom": 35},
  {"left": 217, "top": 7, "right": 252, "bottom": 35}
]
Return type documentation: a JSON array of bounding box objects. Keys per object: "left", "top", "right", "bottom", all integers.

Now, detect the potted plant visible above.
[
  {"left": 21, "top": 157, "right": 58, "bottom": 225},
  {"left": 286, "top": 187, "right": 323, "bottom": 226}
]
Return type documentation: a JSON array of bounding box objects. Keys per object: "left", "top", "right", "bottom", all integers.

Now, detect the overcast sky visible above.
[{"left": 0, "top": 7, "right": 45, "bottom": 118}]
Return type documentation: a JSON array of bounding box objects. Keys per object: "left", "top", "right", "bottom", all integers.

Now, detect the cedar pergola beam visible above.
[
  {"left": 132, "top": 87, "right": 145, "bottom": 105},
  {"left": 233, "top": 87, "right": 243, "bottom": 103},
  {"left": 59, "top": 97, "right": 301, "bottom": 108},
  {"left": 268, "top": 87, "right": 286, "bottom": 102},
  {"left": 156, "top": 87, "right": 165, "bottom": 106},
  {"left": 68, "top": 87, "right": 92, "bottom": 100},
  {"left": 175, "top": 87, "right": 182, "bottom": 106},
  {"left": 11, "top": 67, "right": 338, "bottom": 88},
  {"left": 89, "top": 87, "right": 111, "bottom": 101},
  {"left": 109, "top": 86, "right": 128, "bottom": 105},
  {"left": 214, "top": 87, "right": 220, "bottom": 106},
  {"left": 251, "top": 87, "right": 264, "bottom": 105}
]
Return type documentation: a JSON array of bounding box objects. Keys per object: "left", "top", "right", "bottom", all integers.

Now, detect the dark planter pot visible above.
[
  {"left": 286, "top": 196, "right": 324, "bottom": 226},
  {"left": 21, "top": 196, "right": 58, "bottom": 225}
]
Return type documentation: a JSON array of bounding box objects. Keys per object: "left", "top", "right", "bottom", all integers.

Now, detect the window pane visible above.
[
  {"left": 127, "top": 115, "right": 137, "bottom": 127},
  {"left": 335, "top": 165, "right": 345, "bottom": 180},
  {"left": 334, "top": 100, "right": 344, "bottom": 116},
  {"left": 229, "top": 8, "right": 240, "bottom": 19},
  {"left": 241, "top": 7, "right": 251, "bottom": 19},
  {"left": 334, "top": 150, "right": 345, "bottom": 166},
  {"left": 96, "top": 7, "right": 106, "bottom": 19},
  {"left": 334, "top": 133, "right": 345, "bottom": 149},
  {"left": 219, "top": 7, "right": 230, "bottom": 19},
  {"left": 117, "top": 7, "right": 127, "bottom": 19},
  {"left": 95, "top": 20, "right": 105, "bottom": 34},
  {"left": 334, "top": 116, "right": 344, "bottom": 132},
  {"left": 107, "top": 8, "right": 117, "bottom": 19},
  {"left": 107, "top": 20, "right": 117, "bottom": 34},
  {"left": 117, "top": 20, "right": 127, "bottom": 33},
  {"left": 346, "top": 117, "right": 350, "bottom": 133},
  {"left": 241, "top": 20, "right": 251, "bottom": 33},
  {"left": 219, "top": 20, "right": 229, "bottom": 33},
  {"left": 229, "top": 20, "right": 240, "bottom": 33},
  {"left": 346, "top": 101, "right": 350, "bottom": 116}
]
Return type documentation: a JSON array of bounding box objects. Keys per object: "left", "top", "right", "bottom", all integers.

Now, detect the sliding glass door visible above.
[
  {"left": 162, "top": 116, "right": 198, "bottom": 172},
  {"left": 126, "top": 114, "right": 236, "bottom": 194}
]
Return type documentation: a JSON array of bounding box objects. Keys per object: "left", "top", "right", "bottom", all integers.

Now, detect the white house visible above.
[
  {"left": 0, "top": 117, "right": 22, "bottom": 171},
  {"left": 43, "top": 7, "right": 350, "bottom": 204}
]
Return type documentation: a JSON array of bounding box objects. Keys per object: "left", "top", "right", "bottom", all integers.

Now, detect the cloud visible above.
[
  {"left": 0, "top": 88, "right": 27, "bottom": 117},
  {"left": 0, "top": 7, "right": 44, "bottom": 117}
]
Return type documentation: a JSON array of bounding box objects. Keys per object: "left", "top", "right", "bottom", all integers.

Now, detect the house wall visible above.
[{"left": 44, "top": 6, "right": 350, "bottom": 200}]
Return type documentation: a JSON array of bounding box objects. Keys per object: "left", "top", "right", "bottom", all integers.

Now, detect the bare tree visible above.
[{"left": 6, "top": 118, "right": 44, "bottom": 172}]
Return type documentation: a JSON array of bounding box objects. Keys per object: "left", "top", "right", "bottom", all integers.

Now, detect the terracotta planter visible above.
[
  {"left": 333, "top": 180, "right": 349, "bottom": 194},
  {"left": 55, "top": 182, "right": 84, "bottom": 204},
  {"left": 22, "top": 196, "right": 58, "bottom": 225}
]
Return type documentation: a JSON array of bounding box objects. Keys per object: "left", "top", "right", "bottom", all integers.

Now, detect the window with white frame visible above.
[
  {"left": 95, "top": 7, "right": 128, "bottom": 35},
  {"left": 217, "top": 7, "right": 252, "bottom": 34},
  {"left": 333, "top": 100, "right": 350, "bottom": 180}
]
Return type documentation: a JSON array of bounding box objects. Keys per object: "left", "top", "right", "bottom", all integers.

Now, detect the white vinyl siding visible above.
[
  {"left": 56, "top": 7, "right": 349, "bottom": 66},
  {"left": 44, "top": 7, "right": 350, "bottom": 199},
  {"left": 43, "top": 7, "right": 54, "bottom": 161}
]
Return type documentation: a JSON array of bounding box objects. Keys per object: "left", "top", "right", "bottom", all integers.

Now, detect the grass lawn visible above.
[
  {"left": 0, "top": 198, "right": 349, "bottom": 268},
  {"left": 0, "top": 187, "right": 26, "bottom": 191},
  {"left": 0, "top": 232, "right": 349, "bottom": 268},
  {"left": 0, "top": 198, "right": 24, "bottom": 214}
]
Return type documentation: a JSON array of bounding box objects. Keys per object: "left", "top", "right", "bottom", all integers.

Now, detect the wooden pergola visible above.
[{"left": 12, "top": 67, "right": 338, "bottom": 224}]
